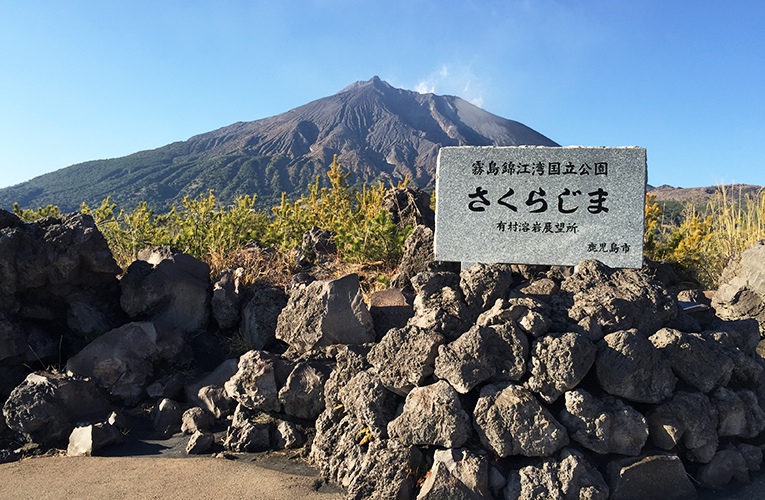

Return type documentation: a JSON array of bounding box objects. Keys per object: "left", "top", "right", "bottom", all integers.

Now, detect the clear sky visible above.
[{"left": 1, "top": 1, "right": 763, "bottom": 190}]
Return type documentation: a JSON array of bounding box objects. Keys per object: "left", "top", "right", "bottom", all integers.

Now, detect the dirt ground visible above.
[
  {"left": 0, "top": 423, "right": 344, "bottom": 500},
  {"left": 0, "top": 454, "right": 344, "bottom": 500}
]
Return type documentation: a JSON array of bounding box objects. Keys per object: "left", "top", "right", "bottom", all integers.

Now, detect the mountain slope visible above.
[{"left": 0, "top": 76, "right": 558, "bottom": 212}]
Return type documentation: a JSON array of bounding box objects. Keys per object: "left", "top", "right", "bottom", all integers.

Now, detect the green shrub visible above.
[
  {"left": 17, "top": 156, "right": 409, "bottom": 285},
  {"left": 644, "top": 186, "right": 765, "bottom": 288}
]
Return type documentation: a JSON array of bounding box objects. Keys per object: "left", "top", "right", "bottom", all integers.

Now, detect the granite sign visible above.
[{"left": 434, "top": 146, "right": 646, "bottom": 268}]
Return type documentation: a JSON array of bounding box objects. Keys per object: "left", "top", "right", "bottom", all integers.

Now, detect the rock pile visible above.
[{"left": 2, "top": 197, "right": 765, "bottom": 499}]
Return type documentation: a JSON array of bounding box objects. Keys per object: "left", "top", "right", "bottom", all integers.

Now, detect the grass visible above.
[
  {"left": 14, "top": 158, "right": 764, "bottom": 292},
  {"left": 645, "top": 185, "right": 765, "bottom": 288}
]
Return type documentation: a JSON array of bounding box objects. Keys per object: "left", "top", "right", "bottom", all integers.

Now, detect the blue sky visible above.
[{"left": 1, "top": 0, "right": 763, "bottom": 189}]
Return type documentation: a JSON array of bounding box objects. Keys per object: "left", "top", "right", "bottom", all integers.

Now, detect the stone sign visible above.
[{"left": 434, "top": 146, "right": 646, "bottom": 268}]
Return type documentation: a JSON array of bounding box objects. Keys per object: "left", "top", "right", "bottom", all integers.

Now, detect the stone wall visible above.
[{"left": 2, "top": 207, "right": 765, "bottom": 499}]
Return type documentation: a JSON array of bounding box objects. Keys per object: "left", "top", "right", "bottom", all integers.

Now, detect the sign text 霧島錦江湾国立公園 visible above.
[{"left": 434, "top": 146, "right": 646, "bottom": 268}]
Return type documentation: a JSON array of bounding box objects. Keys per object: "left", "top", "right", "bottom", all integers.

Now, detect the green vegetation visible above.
[
  {"left": 12, "top": 158, "right": 764, "bottom": 292},
  {"left": 644, "top": 186, "right": 765, "bottom": 288},
  {"left": 13, "top": 156, "right": 410, "bottom": 287}
]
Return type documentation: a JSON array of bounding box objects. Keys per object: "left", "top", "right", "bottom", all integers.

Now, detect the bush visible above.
[
  {"left": 644, "top": 186, "right": 765, "bottom": 288},
  {"left": 18, "top": 157, "right": 409, "bottom": 287}
]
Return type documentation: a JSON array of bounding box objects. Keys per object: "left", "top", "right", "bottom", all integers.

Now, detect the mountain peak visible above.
[
  {"left": 0, "top": 78, "right": 558, "bottom": 212},
  {"left": 339, "top": 76, "right": 390, "bottom": 93}
]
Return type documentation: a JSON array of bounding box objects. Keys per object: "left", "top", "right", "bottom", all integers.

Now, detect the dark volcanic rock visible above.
[
  {"left": 210, "top": 268, "right": 243, "bottom": 330},
  {"left": 557, "top": 260, "right": 677, "bottom": 335},
  {"left": 0, "top": 212, "right": 123, "bottom": 359},
  {"left": 647, "top": 391, "right": 719, "bottom": 463},
  {"left": 387, "top": 380, "right": 472, "bottom": 448},
  {"left": 241, "top": 285, "right": 288, "bottom": 351},
  {"left": 507, "top": 448, "right": 609, "bottom": 500},
  {"left": 275, "top": 273, "right": 375, "bottom": 355},
  {"left": 595, "top": 329, "right": 677, "bottom": 404},
  {"left": 382, "top": 187, "right": 435, "bottom": 230},
  {"left": 525, "top": 332, "right": 597, "bottom": 404},
  {"left": 367, "top": 325, "right": 443, "bottom": 396},
  {"left": 649, "top": 327, "right": 734, "bottom": 393},
  {"left": 3, "top": 371, "right": 111, "bottom": 446},
  {"left": 713, "top": 240, "right": 765, "bottom": 334},
  {"left": 473, "top": 382, "right": 568, "bottom": 458},
  {"left": 120, "top": 246, "right": 211, "bottom": 334},
  {"left": 559, "top": 388, "right": 648, "bottom": 456},
  {"left": 607, "top": 454, "right": 696, "bottom": 500},
  {"left": 459, "top": 263, "right": 515, "bottom": 318},
  {"left": 224, "top": 350, "right": 291, "bottom": 414},
  {"left": 434, "top": 322, "right": 529, "bottom": 394},
  {"left": 66, "top": 321, "right": 186, "bottom": 405}
]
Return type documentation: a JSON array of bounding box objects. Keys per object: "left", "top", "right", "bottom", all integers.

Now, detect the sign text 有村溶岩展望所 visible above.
[{"left": 434, "top": 146, "right": 646, "bottom": 268}]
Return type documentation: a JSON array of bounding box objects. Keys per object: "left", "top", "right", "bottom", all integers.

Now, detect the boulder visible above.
[
  {"left": 0, "top": 212, "right": 123, "bottom": 355},
  {"left": 274, "top": 420, "right": 305, "bottom": 450},
  {"left": 557, "top": 260, "right": 677, "bottom": 335},
  {"left": 67, "top": 421, "right": 123, "bottom": 457},
  {"left": 223, "top": 404, "right": 271, "bottom": 452},
  {"left": 307, "top": 352, "right": 435, "bottom": 499},
  {"left": 473, "top": 382, "right": 568, "bottom": 458},
  {"left": 409, "top": 271, "right": 471, "bottom": 341},
  {"left": 647, "top": 391, "right": 719, "bottom": 463},
  {"left": 224, "top": 350, "right": 291, "bottom": 414},
  {"left": 181, "top": 406, "right": 215, "bottom": 435},
  {"left": 145, "top": 373, "right": 185, "bottom": 400},
  {"left": 278, "top": 361, "right": 327, "bottom": 420},
  {"left": 459, "top": 263, "right": 515, "bottom": 318},
  {"left": 152, "top": 398, "right": 184, "bottom": 436},
  {"left": 712, "top": 240, "right": 765, "bottom": 333},
  {"left": 322, "top": 345, "right": 371, "bottom": 409},
  {"left": 66, "top": 421, "right": 121, "bottom": 457},
  {"left": 595, "top": 329, "right": 677, "bottom": 404},
  {"left": 367, "top": 289, "right": 414, "bottom": 341},
  {"left": 185, "top": 430, "right": 215, "bottom": 455},
  {"left": 119, "top": 246, "right": 211, "bottom": 333},
  {"left": 387, "top": 381, "right": 472, "bottom": 448},
  {"left": 525, "top": 332, "right": 597, "bottom": 403},
  {"left": 737, "top": 442, "right": 763, "bottom": 471},
  {"left": 517, "top": 308, "right": 552, "bottom": 338},
  {"left": 711, "top": 387, "right": 765, "bottom": 439},
  {"left": 382, "top": 187, "right": 435, "bottom": 230},
  {"left": 417, "top": 448, "right": 490, "bottom": 500},
  {"left": 338, "top": 370, "right": 399, "bottom": 439},
  {"left": 607, "top": 454, "right": 697, "bottom": 500},
  {"left": 559, "top": 388, "right": 648, "bottom": 456},
  {"left": 704, "top": 318, "right": 761, "bottom": 356},
  {"left": 240, "top": 285, "right": 288, "bottom": 350},
  {"left": 696, "top": 447, "right": 750, "bottom": 490},
  {"left": 506, "top": 448, "right": 609, "bottom": 500},
  {"left": 3, "top": 371, "right": 111, "bottom": 446},
  {"left": 275, "top": 274, "right": 375, "bottom": 355},
  {"left": 185, "top": 358, "right": 239, "bottom": 419},
  {"left": 66, "top": 321, "right": 185, "bottom": 405},
  {"left": 417, "top": 459, "right": 476, "bottom": 500},
  {"left": 517, "top": 277, "right": 560, "bottom": 303},
  {"left": 344, "top": 442, "right": 424, "bottom": 500},
  {"left": 210, "top": 268, "right": 243, "bottom": 330},
  {"left": 434, "top": 323, "right": 528, "bottom": 394},
  {"left": 367, "top": 325, "right": 444, "bottom": 396},
  {"left": 649, "top": 328, "right": 734, "bottom": 393},
  {"left": 296, "top": 226, "right": 336, "bottom": 267},
  {"left": 390, "top": 225, "right": 459, "bottom": 292}
]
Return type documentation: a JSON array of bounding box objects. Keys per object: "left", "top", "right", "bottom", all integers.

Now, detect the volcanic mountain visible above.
[{"left": 0, "top": 76, "right": 558, "bottom": 212}]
